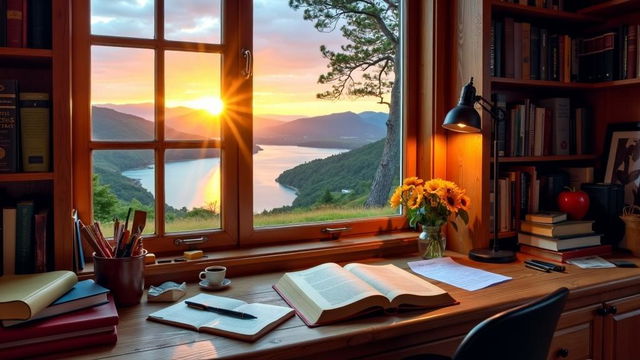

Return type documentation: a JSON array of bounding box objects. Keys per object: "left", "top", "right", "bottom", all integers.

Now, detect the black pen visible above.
[
  {"left": 524, "top": 260, "right": 553, "bottom": 272},
  {"left": 185, "top": 300, "right": 257, "bottom": 319},
  {"left": 525, "top": 262, "right": 551, "bottom": 273},
  {"left": 529, "top": 259, "right": 566, "bottom": 272}
]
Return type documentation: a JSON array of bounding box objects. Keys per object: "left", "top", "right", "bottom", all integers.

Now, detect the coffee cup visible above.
[{"left": 199, "top": 265, "right": 226, "bottom": 286}]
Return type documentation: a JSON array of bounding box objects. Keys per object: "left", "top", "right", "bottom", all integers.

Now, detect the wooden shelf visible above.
[
  {"left": 491, "top": 0, "right": 598, "bottom": 23},
  {"left": 495, "top": 155, "right": 598, "bottom": 163},
  {"left": 490, "top": 231, "right": 517, "bottom": 239},
  {"left": 491, "top": 77, "right": 592, "bottom": 89},
  {"left": 577, "top": 0, "right": 640, "bottom": 16},
  {"left": 0, "top": 47, "right": 52, "bottom": 60},
  {"left": 0, "top": 172, "right": 54, "bottom": 182},
  {"left": 590, "top": 78, "right": 640, "bottom": 89}
]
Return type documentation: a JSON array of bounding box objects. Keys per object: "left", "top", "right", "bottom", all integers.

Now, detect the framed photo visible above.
[{"left": 603, "top": 122, "right": 640, "bottom": 206}]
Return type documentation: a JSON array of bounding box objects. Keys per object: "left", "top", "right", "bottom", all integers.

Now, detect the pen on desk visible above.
[
  {"left": 185, "top": 300, "right": 257, "bottom": 319},
  {"left": 524, "top": 260, "right": 553, "bottom": 272},
  {"left": 529, "top": 259, "right": 566, "bottom": 272},
  {"left": 525, "top": 262, "right": 551, "bottom": 273}
]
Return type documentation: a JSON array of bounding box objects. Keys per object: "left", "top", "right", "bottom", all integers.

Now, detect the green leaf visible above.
[
  {"left": 450, "top": 221, "right": 458, "bottom": 232},
  {"left": 458, "top": 209, "right": 469, "bottom": 224}
]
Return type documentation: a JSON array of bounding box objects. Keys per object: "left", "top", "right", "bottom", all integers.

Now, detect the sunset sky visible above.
[{"left": 90, "top": 0, "right": 391, "bottom": 118}]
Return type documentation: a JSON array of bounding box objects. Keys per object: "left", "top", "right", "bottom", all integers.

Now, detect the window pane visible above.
[
  {"left": 164, "top": 149, "right": 221, "bottom": 232},
  {"left": 93, "top": 150, "right": 156, "bottom": 238},
  {"left": 91, "top": 0, "right": 154, "bottom": 39},
  {"left": 91, "top": 46, "right": 155, "bottom": 141},
  {"left": 165, "top": 0, "right": 221, "bottom": 43},
  {"left": 165, "top": 51, "right": 222, "bottom": 140},
  {"left": 253, "top": 1, "right": 401, "bottom": 227}
]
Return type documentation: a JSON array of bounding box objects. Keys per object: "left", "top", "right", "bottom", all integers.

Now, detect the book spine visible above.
[
  {"left": 495, "top": 20, "right": 504, "bottom": 77},
  {"left": 15, "top": 200, "right": 34, "bottom": 274},
  {"left": 493, "top": 93, "right": 507, "bottom": 156},
  {"left": 540, "top": 28, "right": 548, "bottom": 80},
  {"left": 558, "top": 34, "right": 565, "bottom": 82},
  {"left": 490, "top": 20, "right": 496, "bottom": 77},
  {"left": 6, "top": 0, "right": 24, "bottom": 47},
  {"left": 601, "top": 32, "right": 616, "bottom": 81},
  {"left": 20, "top": 92, "right": 50, "bottom": 172},
  {"left": 0, "top": 79, "right": 19, "bottom": 173},
  {"left": 514, "top": 22, "right": 523, "bottom": 79},
  {"left": 2, "top": 207, "right": 17, "bottom": 276},
  {"left": 571, "top": 38, "right": 580, "bottom": 81},
  {"left": 27, "top": 0, "right": 51, "bottom": 49},
  {"left": 504, "top": 18, "right": 515, "bottom": 78},
  {"left": 550, "top": 34, "right": 559, "bottom": 81},
  {"left": 0, "top": 0, "right": 6, "bottom": 47},
  {"left": 522, "top": 22, "right": 531, "bottom": 80},
  {"left": 628, "top": 25, "right": 637, "bottom": 79},
  {"left": 563, "top": 35, "right": 572, "bottom": 83},
  {"left": 530, "top": 26, "right": 540, "bottom": 80},
  {"left": 33, "top": 209, "right": 47, "bottom": 273},
  {"left": 543, "top": 108, "right": 553, "bottom": 155}
]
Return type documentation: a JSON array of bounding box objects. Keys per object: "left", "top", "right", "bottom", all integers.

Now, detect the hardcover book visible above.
[
  {"left": 0, "top": 79, "right": 19, "bottom": 173},
  {"left": 2, "top": 207, "right": 16, "bottom": 276},
  {"left": 525, "top": 211, "right": 567, "bottom": 224},
  {"left": 273, "top": 262, "right": 456, "bottom": 327},
  {"left": 2, "top": 279, "right": 109, "bottom": 327},
  {"left": 20, "top": 92, "right": 50, "bottom": 172},
  {"left": 0, "top": 270, "right": 77, "bottom": 321},
  {"left": 520, "top": 220, "right": 594, "bottom": 237},
  {"left": 6, "top": 0, "right": 25, "bottom": 48},
  {"left": 15, "top": 200, "right": 34, "bottom": 273},
  {"left": 519, "top": 244, "right": 612, "bottom": 262},
  {"left": 27, "top": 0, "right": 51, "bottom": 49},
  {"left": 518, "top": 232, "right": 601, "bottom": 251},
  {"left": 148, "top": 293, "right": 295, "bottom": 342}
]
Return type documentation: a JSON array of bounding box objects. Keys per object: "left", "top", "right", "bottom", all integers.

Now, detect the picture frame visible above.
[{"left": 603, "top": 122, "right": 640, "bottom": 206}]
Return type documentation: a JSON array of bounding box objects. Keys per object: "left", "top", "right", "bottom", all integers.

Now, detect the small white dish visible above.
[{"left": 199, "top": 278, "right": 231, "bottom": 290}]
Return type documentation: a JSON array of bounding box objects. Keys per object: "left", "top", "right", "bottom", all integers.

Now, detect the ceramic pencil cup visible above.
[{"left": 94, "top": 250, "right": 146, "bottom": 307}]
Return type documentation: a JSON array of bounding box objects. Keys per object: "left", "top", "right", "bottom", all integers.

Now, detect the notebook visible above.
[{"left": 147, "top": 293, "right": 294, "bottom": 342}]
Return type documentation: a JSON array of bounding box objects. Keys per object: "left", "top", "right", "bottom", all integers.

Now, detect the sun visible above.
[{"left": 184, "top": 96, "right": 225, "bottom": 116}]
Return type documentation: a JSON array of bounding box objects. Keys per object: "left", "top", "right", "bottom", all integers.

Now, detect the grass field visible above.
[{"left": 97, "top": 206, "right": 398, "bottom": 237}]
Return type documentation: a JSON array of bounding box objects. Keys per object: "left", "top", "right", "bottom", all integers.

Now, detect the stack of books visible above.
[
  {"left": 518, "top": 211, "right": 611, "bottom": 262},
  {"left": 0, "top": 271, "right": 118, "bottom": 359}
]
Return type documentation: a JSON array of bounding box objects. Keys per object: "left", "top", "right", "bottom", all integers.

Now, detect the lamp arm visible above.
[{"left": 475, "top": 96, "right": 506, "bottom": 121}]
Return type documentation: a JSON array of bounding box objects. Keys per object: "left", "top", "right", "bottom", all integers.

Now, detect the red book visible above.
[
  {"left": 627, "top": 24, "right": 637, "bottom": 79},
  {"left": 6, "top": 0, "right": 24, "bottom": 47},
  {"left": 0, "top": 296, "right": 118, "bottom": 344},
  {"left": 519, "top": 244, "right": 612, "bottom": 263},
  {"left": 1, "top": 327, "right": 117, "bottom": 359},
  {"left": 34, "top": 209, "right": 48, "bottom": 273}
]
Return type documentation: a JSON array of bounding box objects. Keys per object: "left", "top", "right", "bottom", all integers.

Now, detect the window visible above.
[{"left": 73, "top": 0, "right": 414, "bottom": 253}]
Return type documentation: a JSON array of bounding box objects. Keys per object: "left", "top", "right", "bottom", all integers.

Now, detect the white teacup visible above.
[{"left": 199, "top": 265, "right": 226, "bottom": 286}]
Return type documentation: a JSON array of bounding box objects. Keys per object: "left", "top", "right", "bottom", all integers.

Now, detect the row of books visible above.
[
  {"left": 2, "top": 200, "right": 49, "bottom": 275},
  {"left": 0, "top": 272, "right": 118, "bottom": 359},
  {"left": 490, "top": 18, "right": 640, "bottom": 82},
  {"left": 494, "top": 95, "right": 591, "bottom": 157},
  {"left": 518, "top": 211, "right": 611, "bottom": 262},
  {"left": 497, "top": 0, "right": 599, "bottom": 12},
  {"left": 491, "top": 166, "right": 594, "bottom": 232},
  {"left": 0, "top": 0, "right": 51, "bottom": 49},
  {"left": 0, "top": 80, "right": 50, "bottom": 173}
]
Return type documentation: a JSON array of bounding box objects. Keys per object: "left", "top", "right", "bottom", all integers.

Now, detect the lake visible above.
[{"left": 122, "top": 145, "right": 347, "bottom": 213}]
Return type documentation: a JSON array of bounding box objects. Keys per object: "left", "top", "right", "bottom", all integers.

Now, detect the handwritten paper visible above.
[
  {"left": 566, "top": 256, "right": 615, "bottom": 269},
  {"left": 408, "top": 257, "right": 512, "bottom": 291}
]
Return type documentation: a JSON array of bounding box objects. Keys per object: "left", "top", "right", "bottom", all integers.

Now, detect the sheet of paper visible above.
[
  {"left": 408, "top": 257, "right": 512, "bottom": 291},
  {"left": 567, "top": 256, "right": 615, "bottom": 269}
]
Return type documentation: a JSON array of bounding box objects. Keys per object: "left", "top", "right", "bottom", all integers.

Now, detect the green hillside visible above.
[{"left": 275, "top": 139, "right": 399, "bottom": 207}]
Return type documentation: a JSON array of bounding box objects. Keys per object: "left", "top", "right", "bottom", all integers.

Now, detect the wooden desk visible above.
[{"left": 59, "top": 252, "right": 640, "bottom": 360}]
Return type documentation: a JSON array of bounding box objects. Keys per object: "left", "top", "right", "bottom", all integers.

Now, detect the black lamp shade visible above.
[{"left": 442, "top": 105, "right": 482, "bottom": 133}]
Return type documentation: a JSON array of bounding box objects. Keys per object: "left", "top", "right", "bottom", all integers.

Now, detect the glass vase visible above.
[{"left": 418, "top": 225, "right": 446, "bottom": 259}]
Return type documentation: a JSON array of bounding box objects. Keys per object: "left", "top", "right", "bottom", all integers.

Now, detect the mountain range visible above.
[{"left": 92, "top": 105, "right": 388, "bottom": 149}]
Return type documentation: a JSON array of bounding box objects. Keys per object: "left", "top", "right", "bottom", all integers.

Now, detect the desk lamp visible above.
[{"left": 442, "top": 78, "right": 516, "bottom": 263}]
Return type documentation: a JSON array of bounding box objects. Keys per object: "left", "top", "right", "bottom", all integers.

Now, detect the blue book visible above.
[{"left": 1, "top": 280, "right": 110, "bottom": 327}]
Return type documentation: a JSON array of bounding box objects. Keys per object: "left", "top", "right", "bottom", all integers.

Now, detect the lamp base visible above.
[{"left": 468, "top": 248, "right": 516, "bottom": 263}]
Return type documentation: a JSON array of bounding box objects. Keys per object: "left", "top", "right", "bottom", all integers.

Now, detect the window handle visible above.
[
  {"left": 241, "top": 49, "right": 252, "bottom": 79},
  {"left": 174, "top": 237, "right": 207, "bottom": 247},
  {"left": 322, "top": 227, "right": 351, "bottom": 240}
]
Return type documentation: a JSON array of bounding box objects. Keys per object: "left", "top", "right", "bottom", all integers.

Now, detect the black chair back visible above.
[{"left": 452, "top": 287, "right": 569, "bottom": 360}]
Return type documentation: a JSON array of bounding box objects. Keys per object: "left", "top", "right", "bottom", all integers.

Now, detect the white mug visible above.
[{"left": 199, "top": 265, "right": 226, "bottom": 285}]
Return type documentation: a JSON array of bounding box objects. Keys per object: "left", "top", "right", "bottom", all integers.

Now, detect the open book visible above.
[
  {"left": 273, "top": 262, "right": 456, "bottom": 327},
  {"left": 147, "top": 294, "right": 294, "bottom": 342}
]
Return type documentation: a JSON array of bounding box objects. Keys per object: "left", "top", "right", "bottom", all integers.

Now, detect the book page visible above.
[
  {"left": 284, "top": 263, "right": 382, "bottom": 309},
  {"left": 203, "top": 303, "right": 294, "bottom": 337},
  {"left": 344, "top": 263, "right": 448, "bottom": 302},
  {"left": 148, "top": 294, "right": 247, "bottom": 329}
]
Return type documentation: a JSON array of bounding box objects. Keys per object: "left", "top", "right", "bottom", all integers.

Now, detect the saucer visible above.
[{"left": 199, "top": 278, "right": 231, "bottom": 290}]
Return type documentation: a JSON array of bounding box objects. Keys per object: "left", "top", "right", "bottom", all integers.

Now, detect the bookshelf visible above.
[
  {"left": 447, "top": 0, "right": 640, "bottom": 252},
  {"left": 0, "top": 0, "right": 72, "bottom": 271}
]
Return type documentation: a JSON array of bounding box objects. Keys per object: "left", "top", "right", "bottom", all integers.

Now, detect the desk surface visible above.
[{"left": 57, "top": 252, "right": 640, "bottom": 360}]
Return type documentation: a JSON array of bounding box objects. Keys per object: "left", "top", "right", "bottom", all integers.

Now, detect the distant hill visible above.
[
  {"left": 256, "top": 111, "right": 385, "bottom": 148},
  {"left": 358, "top": 111, "right": 388, "bottom": 129},
  {"left": 275, "top": 139, "right": 399, "bottom": 207}
]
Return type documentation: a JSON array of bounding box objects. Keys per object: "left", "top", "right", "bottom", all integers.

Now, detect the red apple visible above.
[{"left": 557, "top": 187, "right": 590, "bottom": 220}]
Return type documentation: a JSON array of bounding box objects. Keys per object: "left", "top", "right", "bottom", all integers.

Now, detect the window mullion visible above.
[{"left": 155, "top": 0, "right": 166, "bottom": 237}]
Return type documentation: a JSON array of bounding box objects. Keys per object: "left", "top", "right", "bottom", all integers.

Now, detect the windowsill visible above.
[{"left": 78, "top": 231, "right": 419, "bottom": 283}]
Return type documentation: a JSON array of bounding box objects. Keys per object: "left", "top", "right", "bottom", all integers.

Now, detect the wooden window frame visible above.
[{"left": 72, "top": 0, "right": 433, "bottom": 257}]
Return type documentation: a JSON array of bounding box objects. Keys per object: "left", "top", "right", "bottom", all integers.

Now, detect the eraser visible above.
[
  {"left": 183, "top": 250, "right": 203, "bottom": 260},
  {"left": 144, "top": 253, "right": 156, "bottom": 264}
]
